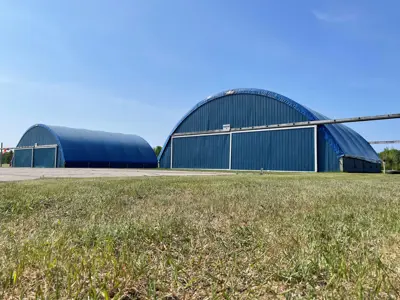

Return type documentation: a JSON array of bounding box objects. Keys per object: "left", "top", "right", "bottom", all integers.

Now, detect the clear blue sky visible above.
[{"left": 1, "top": 0, "right": 399, "bottom": 152}]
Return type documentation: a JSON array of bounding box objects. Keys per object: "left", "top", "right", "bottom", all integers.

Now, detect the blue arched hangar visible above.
[
  {"left": 13, "top": 124, "right": 157, "bottom": 168},
  {"left": 159, "top": 89, "right": 381, "bottom": 173}
]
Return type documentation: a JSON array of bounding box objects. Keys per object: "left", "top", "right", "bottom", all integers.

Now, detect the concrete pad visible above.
[{"left": 0, "top": 168, "right": 232, "bottom": 182}]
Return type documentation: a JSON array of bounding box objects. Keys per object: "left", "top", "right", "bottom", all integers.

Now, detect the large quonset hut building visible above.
[
  {"left": 13, "top": 124, "right": 157, "bottom": 168},
  {"left": 159, "top": 89, "right": 381, "bottom": 173}
]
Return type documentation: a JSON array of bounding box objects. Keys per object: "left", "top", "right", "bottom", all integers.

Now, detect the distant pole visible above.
[
  {"left": 0, "top": 142, "right": 3, "bottom": 167},
  {"left": 383, "top": 160, "right": 386, "bottom": 174}
]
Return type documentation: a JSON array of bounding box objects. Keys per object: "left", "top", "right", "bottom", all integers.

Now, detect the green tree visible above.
[
  {"left": 379, "top": 148, "right": 400, "bottom": 170},
  {"left": 2, "top": 150, "right": 13, "bottom": 164},
  {"left": 153, "top": 146, "right": 162, "bottom": 157}
]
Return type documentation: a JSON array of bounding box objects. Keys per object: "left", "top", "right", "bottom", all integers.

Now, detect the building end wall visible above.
[{"left": 341, "top": 157, "right": 382, "bottom": 173}]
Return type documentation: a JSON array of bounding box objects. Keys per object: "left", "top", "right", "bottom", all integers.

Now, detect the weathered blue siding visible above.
[
  {"left": 175, "top": 94, "right": 309, "bottom": 133},
  {"left": 172, "top": 135, "right": 230, "bottom": 169},
  {"left": 13, "top": 149, "right": 32, "bottom": 167},
  {"left": 159, "top": 93, "right": 310, "bottom": 169},
  {"left": 159, "top": 89, "right": 381, "bottom": 172},
  {"left": 232, "top": 128, "right": 315, "bottom": 171},
  {"left": 160, "top": 142, "right": 171, "bottom": 168},
  {"left": 33, "top": 148, "right": 57, "bottom": 168},
  {"left": 317, "top": 127, "right": 340, "bottom": 172}
]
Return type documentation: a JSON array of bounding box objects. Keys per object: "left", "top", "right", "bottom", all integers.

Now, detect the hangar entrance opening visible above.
[
  {"left": 171, "top": 126, "right": 317, "bottom": 172},
  {"left": 13, "top": 145, "right": 57, "bottom": 168}
]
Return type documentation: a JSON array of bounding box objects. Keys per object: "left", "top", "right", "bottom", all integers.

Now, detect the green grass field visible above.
[
  {"left": 1, "top": 164, "right": 10, "bottom": 168},
  {"left": 1, "top": 173, "right": 400, "bottom": 299}
]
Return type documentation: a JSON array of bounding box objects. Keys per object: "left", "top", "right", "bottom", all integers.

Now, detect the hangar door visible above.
[
  {"left": 13, "top": 145, "right": 58, "bottom": 168},
  {"left": 13, "top": 149, "right": 33, "bottom": 167},
  {"left": 171, "top": 134, "right": 230, "bottom": 169},
  {"left": 231, "top": 127, "right": 316, "bottom": 172}
]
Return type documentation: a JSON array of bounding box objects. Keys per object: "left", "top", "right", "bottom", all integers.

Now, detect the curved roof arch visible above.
[
  {"left": 16, "top": 124, "right": 157, "bottom": 167},
  {"left": 159, "top": 88, "right": 380, "bottom": 163}
]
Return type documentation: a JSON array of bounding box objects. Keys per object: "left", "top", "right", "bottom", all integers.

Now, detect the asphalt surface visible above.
[{"left": 0, "top": 168, "right": 231, "bottom": 182}]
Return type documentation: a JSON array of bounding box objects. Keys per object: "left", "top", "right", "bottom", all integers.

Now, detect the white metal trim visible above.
[
  {"left": 32, "top": 145, "right": 58, "bottom": 149},
  {"left": 172, "top": 125, "right": 315, "bottom": 139},
  {"left": 172, "top": 113, "right": 400, "bottom": 138},
  {"left": 314, "top": 125, "right": 318, "bottom": 173},
  {"left": 229, "top": 132, "right": 232, "bottom": 170},
  {"left": 170, "top": 168, "right": 314, "bottom": 173},
  {"left": 12, "top": 144, "right": 58, "bottom": 150},
  {"left": 172, "top": 132, "right": 231, "bottom": 139},
  {"left": 231, "top": 125, "right": 316, "bottom": 135},
  {"left": 170, "top": 137, "right": 174, "bottom": 169},
  {"left": 54, "top": 147, "right": 58, "bottom": 168},
  {"left": 31, "top": 148, "right": 34, "bottom": 168}
]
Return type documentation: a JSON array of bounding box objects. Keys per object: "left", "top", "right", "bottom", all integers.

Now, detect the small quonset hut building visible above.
[
  {"left": 13, "top": 124, "right": 157, "bottom": 168},
  {"left": 158, "top": 89, "right": 381, "bottom": 173}
]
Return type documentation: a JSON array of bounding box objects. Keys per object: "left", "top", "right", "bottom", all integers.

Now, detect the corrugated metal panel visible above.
[
  {"left": 13, "top": 149, "right": 33, "bottom": 168},
  {"left": 317, "top": 127, "right": 340, "bottom": 172},
  {"left": 231, "top": 128, "right": 315, "bottom": 171},
  {"left": 14, "top": 125, "right": 63, "bottom": 167},
  {"left": 158, "top": 88, "right": 380, "bottom": 173},
  {"left": 172, "top": 135, "right": 229, "bottom": 169},
  {"left": 33, "top": 148, "right": 56, "bottom": 168},
  {"left": 14, "top": 124, "right": 157, "bottom": 168},
  {"left": 159, "top": 141, "right": 171, "bottom": 168},
  {"left": 175, "top": 94, "right": 309, "bottom": 133}
]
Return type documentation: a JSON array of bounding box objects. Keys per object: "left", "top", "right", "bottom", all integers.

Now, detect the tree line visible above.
[{"left": 379, "top": 148, "right": 400, "bottom": 170}]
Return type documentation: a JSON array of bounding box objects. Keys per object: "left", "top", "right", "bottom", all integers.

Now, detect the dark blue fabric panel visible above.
[
  {"left": 50, "top": 126, "right": 156, "bottom": 167},
  {"left": 231, "top": 128, "right": 315, "bottom": 171},
  {"left": 317, "top": 127, "right": 340, "bottom": 172},
  {"left": 310, "top": 110, "right": 380, "bottom": 163},
  {"left": 159, "top": 141, "right": 171, "bottom": 168},
  {"left": 15, "top": 124, "right": 157, "bottom": 168},
  {"left": 172, "top": 135, "right": 229, "bottom": 169}
]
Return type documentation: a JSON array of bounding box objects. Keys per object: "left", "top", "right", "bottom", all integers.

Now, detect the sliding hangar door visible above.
[
  {"left": 158, "top": 89, "right": 381, "bottom": 173},
  {"left": 13, "top": 145, "right": 57, "bottom": 168},
  {"left": 171, "top": 127, "right": 316, "bottom": 172}
]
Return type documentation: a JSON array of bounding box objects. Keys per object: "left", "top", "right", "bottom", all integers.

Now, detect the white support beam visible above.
[
  {"left": 170, "top": 138, "right": 174, "bottom": 169},
  {"left": 369, "top": 140, "right": 400, "bottom": 145},
  {"left": 314, "top": 125, "right": 318, "bottom": 172},
  {"left": 229, "top": 132, "right": 232, "bottom": 170},
  {"left": 173, "top": 113, "right": 400, "bottom": 138}
]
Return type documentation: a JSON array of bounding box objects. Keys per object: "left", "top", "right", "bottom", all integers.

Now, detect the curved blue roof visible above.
[
  {"left": 159, "top": 88, "right": 380, "bottom": 163},
  {"left": 16, "top": 124, "right": 157, "bottom": 168}
]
